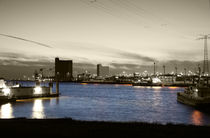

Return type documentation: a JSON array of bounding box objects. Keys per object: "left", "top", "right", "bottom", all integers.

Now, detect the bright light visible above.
[
  {"left": 152, "top": 78, "right": 161, "bottom": 84},
  {"left": 0, "top": 80, "right": 7, "bottom": 88},
  {"left": 2, "top": 88, "right": 11, "bottom": 96},
  {"left": 0, "top": 103, "right": 13, "bottom": 118},
  {"left": 34, "top": 86, "right": 42, "bottom": 94},
  {"left": 169, "top": 87, "right": 178, "bottom": 89},
  {"left": 12, "top": 84, "right": 20, "bottom": 88}
]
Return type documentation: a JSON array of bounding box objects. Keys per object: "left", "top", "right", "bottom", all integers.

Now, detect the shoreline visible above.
[
  {"left": 0, "top": 118, "right": 210, "bottom": 137},
  {"left": 11, "top": 80, "right": 195, "bottom": 87}
]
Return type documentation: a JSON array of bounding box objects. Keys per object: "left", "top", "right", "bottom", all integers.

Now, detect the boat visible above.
[
  {"left": 177, "top": 82, "right": 210, "bottom": 107},
  {"left": 0, "top": 78, "right": 59, "bottom": 104},
  {"left": 132, "top": 77, "right": 162, "bottom": 86}
]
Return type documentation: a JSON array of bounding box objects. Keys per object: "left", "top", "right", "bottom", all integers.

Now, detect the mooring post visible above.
[
  {"left": 49, "top": 81, "right": 53, "bottom": 93},
  {"left": 56, "top": 79, "right": 59, "bottom": 95},
  {"left": 56, "top": 72, "right": 59, "bottom": 95}
]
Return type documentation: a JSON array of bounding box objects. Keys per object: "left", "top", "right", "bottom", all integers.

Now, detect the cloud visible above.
[
  {"left": 116, "top": 51, "right": 155, "bottom": 62},
  {"left": 0, "top": 52, "right": 53, "bottom": 66},
  {"left": 0, "top": 50, "right": 204, "bottom": 79},
  {"left": 110, "top": 63, "right": 140, "bottom": 69},
  {"left": 55, "top": 41, "right": 155, "bottom": 64}
]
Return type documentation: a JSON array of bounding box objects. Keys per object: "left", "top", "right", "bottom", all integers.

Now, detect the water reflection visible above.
[
  {"left": 32, "top": 99, "right": 45, "bottom": 118},
  {"left": 191, "top": 110, "right": 203, "bottom": 125},
  {"left": 168, "top": 87, "right": 178, "bottom": 90},
  {"left": 0, "top": 103, "right": 14, "bottom": 118},
  {"left": 152, "top": 86, "right": 162, "bottom": 90},
  {"left": 1, "top": 82, "right": 210, "bottom": 125},
  {"left": 50, "top": 97, "right": 60, "bottom": 106},
  {"left": 152, "top": 88, "right": 161, "bottom": 107}
]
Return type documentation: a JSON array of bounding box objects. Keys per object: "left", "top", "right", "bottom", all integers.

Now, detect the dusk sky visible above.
[{"left": 0, "top": 0, "right": 210, "bottom": 78}]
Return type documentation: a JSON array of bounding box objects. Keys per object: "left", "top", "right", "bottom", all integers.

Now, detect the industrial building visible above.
[
  {"left": 55, "top": 58, "right": 73, "bottom": 81},
  {"left": 97, "top": 64, "right": 109, "bottom": 78}
]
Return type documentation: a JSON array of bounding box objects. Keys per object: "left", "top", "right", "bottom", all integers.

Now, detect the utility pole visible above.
[
  {"left": 184, "top": 68, "right": 187, "bottom": 76},
  {"left": 197, "top": 34, "right": 210, "bottom": 76},
  {"left": 184, "top": 68, "right": 187, "bottom": 84},
  {"left": 175, "top": 66, "right": 178, "bottom": 76},
  {"left": 162, "top": 65, "right": 166, "bottom": 83},
  {"left": 198, "top": 65, "right": 201, "bottom": 84}
]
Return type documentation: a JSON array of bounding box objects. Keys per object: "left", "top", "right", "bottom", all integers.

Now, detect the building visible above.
[
  {"left": 97, "top": 64, "right": 109, "bottom": 78},
  {"left": 55, "top": 58, "right": 73, "bottom": 81},
  {"left": 77, "top": 72, "right": 92, "bottom": 82}
]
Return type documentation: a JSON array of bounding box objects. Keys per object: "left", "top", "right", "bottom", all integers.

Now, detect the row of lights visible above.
[{"left": 1, "top": 86, "right": 43, "bottom": 97}]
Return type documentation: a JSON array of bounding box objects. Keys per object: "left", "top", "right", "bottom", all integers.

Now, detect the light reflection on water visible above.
[
  {"left": 1, "top": 82, "right": 210, "bottom": 126},
  {"left": 191, "top": 110, "right": 203, "bottom": 125},
  {"left": 32, "top": 99, "right": 45, "bottom": 119},
  {"left": 152, "top": 88, "right": 161, "bottom": 107}
]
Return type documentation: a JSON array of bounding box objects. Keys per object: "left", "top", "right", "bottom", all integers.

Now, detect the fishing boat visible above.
[
  {"left": 132, "top": 77, "right": 162, "bottom": 86},
  {"left": 177, "top": 80, "right": 210, "bottom": 107}
]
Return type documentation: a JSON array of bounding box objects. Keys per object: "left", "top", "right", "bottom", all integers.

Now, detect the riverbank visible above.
[
  {"left": 11, "top": 80, "right": 196, "bottom": 87},
  {"left": 0, "top": 118, "right": 210, "bottom": 137}
]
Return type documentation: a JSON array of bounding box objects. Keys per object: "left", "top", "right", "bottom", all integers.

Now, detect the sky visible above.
[{"left": 0, "top": 0, "right": 210, "bottom": 78}]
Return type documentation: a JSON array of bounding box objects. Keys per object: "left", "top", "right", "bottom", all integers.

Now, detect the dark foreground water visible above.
[{"left": 1, "top": 82, "right": 210, "bottom": 126}]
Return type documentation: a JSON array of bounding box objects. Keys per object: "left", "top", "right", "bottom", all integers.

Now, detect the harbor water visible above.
[{"left": 1, "top": 82, "right": 210, "bottom": 126}]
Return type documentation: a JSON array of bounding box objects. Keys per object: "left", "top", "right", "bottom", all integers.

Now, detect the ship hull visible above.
[
  {"left": 0, "top": 96, "right": 16, "bottom": 104},
  {"left": 177, "top": 92, "right": 210, "bottom": 107},
  {"left": 132, "top": 83, "right": 162, "bottom": 86},
  {"left": 0, "top": 86, "right": 59, "bottom": 104}
]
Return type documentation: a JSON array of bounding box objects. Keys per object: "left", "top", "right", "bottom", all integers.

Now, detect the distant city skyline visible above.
[
  {"left": 0, "top": 59, "right": 204, "bottom": 79},
  {"left": 0, "top": 0, "right": 210, "bottom": 78}
]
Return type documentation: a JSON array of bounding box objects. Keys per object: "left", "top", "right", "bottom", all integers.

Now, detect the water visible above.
[{"left": 1, "top": 82, "right": 210, "bottom": 126}]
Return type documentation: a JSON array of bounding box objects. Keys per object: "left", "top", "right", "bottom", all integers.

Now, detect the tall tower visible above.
[
  {"left": 198, "top": 34, "right": 210, "bottom": 76},
  {"left": 163, "top": 65, "right": 166, "bottom": 75},
  {"left": 204, "top": 35, "right": 209, "bottom": 75},
  {"left": 97, "top": 64, "right": 101, "bottom": 76},
  {"left": 154, "top": 62, "right": 156, "bottom": 76}
]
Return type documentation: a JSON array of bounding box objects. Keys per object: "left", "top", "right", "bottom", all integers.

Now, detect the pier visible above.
[{"left": 0, "top": 79, "right": 60, "bottom": 104}]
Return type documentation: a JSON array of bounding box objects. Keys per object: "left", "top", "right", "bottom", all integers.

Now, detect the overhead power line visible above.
[{"left": 0, "top": 34, "right": 52, "bottom": 48}]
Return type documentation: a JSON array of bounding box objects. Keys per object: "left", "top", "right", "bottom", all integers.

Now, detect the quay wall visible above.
[{"left": 10, "top": 87, "right": 51, "bottom": 98}]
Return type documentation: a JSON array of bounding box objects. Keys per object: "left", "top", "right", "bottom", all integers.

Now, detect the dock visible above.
[{"left": 0, "top": 80, "right": 60, "bottom": 104}]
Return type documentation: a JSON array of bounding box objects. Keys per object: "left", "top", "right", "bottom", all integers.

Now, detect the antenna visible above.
[{"left": 197, "top": 34, "right": 210, "bottom": 76}]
